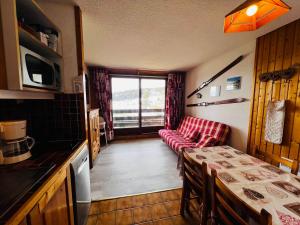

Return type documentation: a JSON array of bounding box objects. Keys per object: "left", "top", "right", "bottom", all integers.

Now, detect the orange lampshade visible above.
[{"left": 224, "top": 0, "right": 291, "bottom": 33}]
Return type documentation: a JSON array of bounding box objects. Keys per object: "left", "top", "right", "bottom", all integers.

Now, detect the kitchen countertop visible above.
[{"left": 0, "top": 139, "right": 87, "bottom": 224}]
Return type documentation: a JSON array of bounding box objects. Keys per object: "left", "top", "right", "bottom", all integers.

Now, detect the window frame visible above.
[{"left": 110, "top": 74, "right": 167, "bottom": 135}]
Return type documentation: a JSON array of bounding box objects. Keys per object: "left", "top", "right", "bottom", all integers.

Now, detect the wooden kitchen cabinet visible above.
[
  {"left": 5, "top": 141, "right": 88, "bottom": 225},
  {"left": 0, "top": 0, "right": 63, "bottom": 92},
  {"left": 27, "top": 167, "right": 73, "bottom": 225},
  {"left": 88, "top": 109, "right": 100, "bottom": 168},
  {"left": 18, "top": 219, "right": 28, "bottom": 225}
]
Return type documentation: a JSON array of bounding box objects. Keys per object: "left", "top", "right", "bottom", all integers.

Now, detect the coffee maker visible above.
[{"left": 0, "top": 120, "right": 35, "bottom": 164}]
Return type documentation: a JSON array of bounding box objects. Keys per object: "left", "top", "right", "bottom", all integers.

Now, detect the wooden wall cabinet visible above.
[
  {"left": 88, "top": 109, "right": 100, "bottom": 168},
  {"left": 0, "top": 0, "right": 63, "bottom": 95}
]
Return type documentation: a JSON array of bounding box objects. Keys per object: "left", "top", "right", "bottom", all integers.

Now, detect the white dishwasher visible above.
[{"left": 71, "top": 144, "right": 91, "bottom": 225}]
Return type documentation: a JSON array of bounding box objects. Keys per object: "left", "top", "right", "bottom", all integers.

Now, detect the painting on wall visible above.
[{"left": 226, "top": 76, "right": 241, "bottom": 91}]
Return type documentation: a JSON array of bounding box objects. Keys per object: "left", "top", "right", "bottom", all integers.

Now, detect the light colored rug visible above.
[{"left": 90, "top": 137, "right": 182, "bottom": 201}]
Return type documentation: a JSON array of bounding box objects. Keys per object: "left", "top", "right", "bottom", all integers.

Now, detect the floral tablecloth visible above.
[{"left": 185, "top": 146, "right": 300, "bottom": 225}]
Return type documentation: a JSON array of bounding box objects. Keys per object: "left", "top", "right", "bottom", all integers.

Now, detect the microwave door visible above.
[
  {"left": 23, "top": 54, "right": 55, "bottom": 89},
  {"left": 20, "top": 46, "right": 58, "bottom": 90}
]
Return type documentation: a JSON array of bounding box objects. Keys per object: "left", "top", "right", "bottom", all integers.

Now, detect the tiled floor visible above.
[{"left": 86, "top": 188, "right": 200, "bottom": 225}]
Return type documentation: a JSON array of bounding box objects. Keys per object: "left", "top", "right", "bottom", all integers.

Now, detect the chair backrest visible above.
[
  {"left": 211, "top": 169, "right": 272, "bottom": 225},
  {"left": 255, "top": 148, "right": 299, "bottom": 175},
  {"left": 182, "top": 151, "right": 208, "bottom": 203}
]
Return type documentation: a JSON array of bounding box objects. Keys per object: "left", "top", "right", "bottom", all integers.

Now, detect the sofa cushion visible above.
[
  {"left": 183, "top": 129, "right": 199, "bottom": 141},
  {"left": 195, "top": 135, "right": 217, "bottom": 148},
  {"left": 159, "top": 129, "right": 176, "bottom": 140},
  {"left": 159, "top": 116, "right": 230, "bottom": 154},
  {"left": 159, "top": 129, "right": 196, "bottom": 154},
  {"left": 176, "top": 117, "right": 188, "bottom": 135},
  {"left": 177, "top": 116, "right": 202, "bottom": 141},
  {"left": 198, "top": 120, "right": 230, "bottom": 145}
]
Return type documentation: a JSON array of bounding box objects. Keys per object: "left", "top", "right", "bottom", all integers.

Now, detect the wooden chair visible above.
[
  {"left": 254, "top": 148, "right": 299, "bottom": 175},
  {"left": 180, "top": 150, "right": 209, "bottom": 225},
  {"left": 211, "top": 169, "right": 272, "bottom": 225},
  {"left": 99, "top": 116, "right": 108, "bottom": 145}
]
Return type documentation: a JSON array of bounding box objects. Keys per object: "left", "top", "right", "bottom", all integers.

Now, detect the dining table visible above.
[{"left": 184, "top": 145, "right": 300, "bottom": 225}]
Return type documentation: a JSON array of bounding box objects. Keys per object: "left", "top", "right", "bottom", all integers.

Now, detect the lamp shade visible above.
[{"left": 224, "top": 0, "right": 291, "bottom": 33}]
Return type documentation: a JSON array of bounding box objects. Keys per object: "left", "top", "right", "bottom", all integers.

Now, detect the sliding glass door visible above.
[
  {"left": 141, "top": 79, "right": 165, "bottom": 127},
  {"left": 111, "top": 76, "right": 166, "bottom": 134},
  {"left": 111, "top": 77, "right": 139, "bottom": 129}
]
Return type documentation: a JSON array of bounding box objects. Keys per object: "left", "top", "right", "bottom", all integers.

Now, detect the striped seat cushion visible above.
[
  {"left": 159, "top": 129, "right": 196, "bottom": 154},
  {"left": 176, "top": 116, "right": 202, "bottom": 141},
  {"left": 159, "top": 116, "right": 231, "bottom": 153}
]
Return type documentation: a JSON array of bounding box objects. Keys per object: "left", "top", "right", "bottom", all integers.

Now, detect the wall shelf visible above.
[
  {"left": 0, "top": 89, "right": 54, "bottom": 99},
  {"left": 16, "top": 0, "right": 60, "bottom": 32},
  {"left": 19, "top": 26, "right": 62, "bottom": 59}
]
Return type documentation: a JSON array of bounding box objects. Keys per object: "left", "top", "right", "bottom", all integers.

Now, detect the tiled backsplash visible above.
[{"left": 0, "top": 93, "right": 85, "bottom": 143}]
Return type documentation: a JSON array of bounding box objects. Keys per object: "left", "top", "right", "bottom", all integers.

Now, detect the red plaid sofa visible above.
[{"left": 159, "top": 116, "right": 230, "bottom": 154}]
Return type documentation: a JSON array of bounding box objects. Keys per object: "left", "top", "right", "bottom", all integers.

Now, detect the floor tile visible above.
[
  {"left": 175, "top": 189, "right": 182, "bottom": 199},
  {"left": 132, "top": 206, "right": 152, "bottom": 224},
  {"left": 86, "top": 215, "right": 98, "bottom": 225},
  {"left": 98, "top": 211, "right": 116, "bottom": 225},
  {"left": 99, "top": 199, "right": 116, "bottom": 213},
  {"left": 146, "top": 192, "right": 163, "bottom": 204},
  {"left": 132, "top": 194, "right": 149, "bottom": 207},
  {"left": 161, "top": 190, "right": 180, "bottom": 202},
  {"left": 136, "top": 222, "right": 154, "bottom": 225},
  {"left": 87, "top": 188, "right": 198, "bottom": 225},
  {"left": 150, "top": 203, "right": 169, "bottom": 220},
  {"left": 164, "top": 200, "right": 181, "bottom": 216},
  {"left": 89, "top": 202, "right": 100, "bottom": 215},
  {"left": 116, "top": 209, "right": 133, "bottom": 225},
  {"left": 117, "top": 196, "right": 133, "bottom": 209},
  {"left": 152, "top": 218, "right": 173, "bottom": 225}
]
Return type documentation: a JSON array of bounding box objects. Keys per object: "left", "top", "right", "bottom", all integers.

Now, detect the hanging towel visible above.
[{"left": 265, "top": 100, "right": 286, "bottom": 144}]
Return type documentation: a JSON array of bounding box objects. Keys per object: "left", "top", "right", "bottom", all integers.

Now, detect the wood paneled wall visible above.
[{"left": 248, "top": 19, "right": 300, "bottom": 160}]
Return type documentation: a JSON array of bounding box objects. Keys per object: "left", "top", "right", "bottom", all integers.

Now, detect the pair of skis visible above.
[
  {"left": 186, "top": 98, "right": 248, "bottom": 107},
  {"left": 187, "top": 55, "right": 244, "bottom": 99},
  {"left": 186, "top": 55, "right": 245, "bottom": 107}
]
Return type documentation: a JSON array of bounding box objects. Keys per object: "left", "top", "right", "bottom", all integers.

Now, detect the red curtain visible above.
[
  {"left": 89, "top": 67, "right": 114, "bottom": 141},
  {"left": 165, "top": 73, "right": 185, "bottom": 130}
]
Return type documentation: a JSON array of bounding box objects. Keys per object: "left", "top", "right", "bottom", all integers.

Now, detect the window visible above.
[{"left": 111, "top": 76, "right": 166, "bottom": 131}]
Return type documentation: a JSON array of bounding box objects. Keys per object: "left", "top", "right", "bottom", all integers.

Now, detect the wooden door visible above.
[
  {"left": 42, "top": 182, "right": 70, "bottom": 225},
  {"left": 88, "top": 109, "right": 100, "bottom": 168},
  {"left": 27, "top": 169, "right": 73, "bottom": 225}
]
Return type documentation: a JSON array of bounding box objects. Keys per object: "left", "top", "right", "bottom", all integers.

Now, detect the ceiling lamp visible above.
[{"left": 224, "top": 0, "right": 291, "bottom": 33}]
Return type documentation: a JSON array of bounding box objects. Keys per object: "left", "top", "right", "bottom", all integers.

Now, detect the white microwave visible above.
[{"left": 20, "top": 46, "right": 61, "bottom": 90}]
